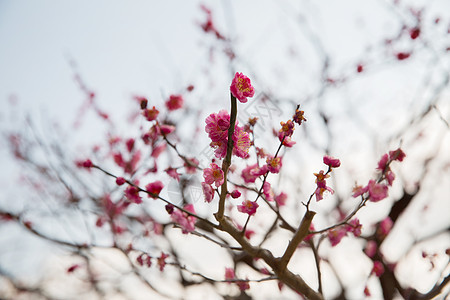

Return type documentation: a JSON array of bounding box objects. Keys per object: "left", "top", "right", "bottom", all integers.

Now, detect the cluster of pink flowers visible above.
[
  {"left": 168, "top": 204, "right": 196, "bottom": 234},
  {"left": 165, "top": 94, "right": 184, "bottom": 111},
  {"left": 313, "top": 155, "right": 340, "bottom": 202},
  {"left": 205, "top": 110, "right": 251, "bottom": 159},
  {"left": 237, "top": 200, "right": 259, "bottom": 216},
  {"left": 241, "top": 164, "right": 268, "bottom": 183},
  {"left": 327, "top": 218, "right": 362, "bottom": 246},
  {"left": 353, "top": 148, "right": 405, "bottom": 202},
  {"left": 276, "top": 105, "right": 307, "bottom": 147}
]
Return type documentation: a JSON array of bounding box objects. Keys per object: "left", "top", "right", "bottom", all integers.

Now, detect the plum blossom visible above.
[
  {"left": 328, "top": 228, "right": 347, "bottom": 246},
  {"left": 203, "top": 163, "right": 224, "bottom": 187},
  {"left": 365, "top": 240, "right": 377, "bottom": 258},
  {"left": 241, "top": 164, "right": 268, "bottom": 183},
  {"left": 232, "top": 126, "right": 251, "bottom": 158},
  {"left": 142, "top": 106, "right": 159, "bottom": 121},
  {"left": 230, "top": 72, "right": 255, "bottom": 103},
  {"left": 278, "top": 120, "right": 295, "bottom": 139},
  {"left": 378, "top": 217, "right": 393, "bottom": 237},
  {"left": 293, "top": 107, "right": 306, "bottom": 125},
  {"left": 205, "top": 110, "right": 230, "bottom": 142},
  {"left": 237, "top": 200, "right": 259, "bottom": 216},
  {"left": 125, "top": 185, "right": 142, "bottom": 204},
  {"left": 202, "top": 182, "right": 214, "bottom": 203},
  {"left": 266, "top": 156, "right": 282, "bottom": 173},
  {"left": 165, "top": 94, "right": 183, "bottom": 111},
  {"left": 275, "top": 192, "right": 288, "bottom": 207},
  {"left": 367, "top": 180, "right": 388, "bottom": 202},
  {"left": 263, "top": 182, "right": 275, "bottom": 202},
  {"left": 145, "top": 181, "right": 164, "bottom": 199},
  {"left": 323, "top": 155, "right": 341, "bottom": 169},
  {"left": 170, "top": 204, "right": 196, "bottom": 234},
  {"left": 314, "top": 170, "right": 334, "bottom": 201}
]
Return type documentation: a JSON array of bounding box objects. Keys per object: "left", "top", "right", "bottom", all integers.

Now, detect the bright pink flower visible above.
[
  {"left": 230, "top": 72, "right": 255, "bottom": 103},
  {"left": 367, "top": 180, "right": 388, "bottom": 202},
  {"left": 202, "top": 182, "right": 214, "bottom": 203},
  {"left": 232, "top": 126, "right": 251, "bottom": 158},
  {"left": 225, "top": 267, "right": 235, "bottom": 281},
  {"left": 386, "top": 170, "right": 395, "bottom": 186},
  {"left": 159, "top": 124, "right": 175, "bottom": 135},
  {"left": 237, "top": 200, "right": 259, "bottom": 216},
  {"left": 377, "top": 153, "right": 389, "bottom": 172},
  {"left": 205, "top": 110, "right": 230, "bottom": 142},
  {"left": 263, "top": 182, "right": 275, "bottom": 201},
  {"left": 241, "top": 164, "right": 267, "bottom": 183},
  {"left": 230, "top": 190, "right": 241, "bottom": 199},
  {"left": 125, "top": 138, "right": 135, "bottom": 152},
  {"left": 145, "top": 181, "right": 164, "bottom": 199},
  {"left": 82, "top": 159, "right": 93, "bottom": 168},
  {"left": 116, "top": 177, "right": 126, "bottom": 186},
  {"left": 210, "top": 139, "right": 228, "bottom": 159},
  {"left": 281, "top": 136, "right": 296, "bottom": 147},
  {"left": 346, "top": 218, "right": 362, "bottom": 237},
  {"left": 165, "top": 94, "right": 183, "bottom": 111},
  {"left": 279, "top": 120, "right": 295, "bottom": 138},
  {"left": 365, "top": 240, "right": 377, "bottom": 258},
  {"left": 372, "top": 261, "right": 385, "bottom": 277},
  {"left": 389, "top": 148, "right": 406, "bottom": 162},
  {"left": 165, "top": 167, "right": 180, "bottom": 181},
  {"left": 378, "top": 217, "right": 393, "bottom": 237},
  {"left": 203, "top": 163, "right": 224, "bottom": 187},
  {"left": 275, "top": 192, "right": 288, "bottom": 207},
  {"left": 266, "top": 156, "right": 282, "bottom": 173},
  {"left": 142, "top": 106, "right": 159, "bottom": 121},
  {"left": 157, "top": 252, "right": 169, "bottom": 271},
  {"left": 314, "top": 170, "right": 334, "bottom": 201},
  {"left": 328, "top": 228, "right": 347, "bottom": 246},
  {"left": 323, "top": 155, "right": 341, "bottom": 168},
  {"left": 125, "top": 185, "right": 142, "bottom": 204},
  {"left": 171, "top": 204, "right": 196, "bottom": 234}
]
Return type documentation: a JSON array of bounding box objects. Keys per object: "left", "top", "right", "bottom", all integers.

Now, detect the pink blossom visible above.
[
  {"left": 203, "top": 163, "right": 224, "bottom": 187},
  {"left": 367, "top": 180, "right": 388, "bottom": 202},
  {"left": 170, "top": 204, "right": 196, "bottom": 234},
  {"left": 224, "top": 267, "right": 235, "bottom": 281},
  {"left": 125, "top": 185, "right": 142, "bottom": 204},
  {"left": 378, "top": 217, "right": 393, "bottom": 237},
  {"left": 314, "top": 170, "right": 334, "bottom": 201},
  {"left": 145, "top": 181, "right": 164, "bottom": 199},
  {"left": 266, "top": 156, "right": 282, "bottom": 173},
  {"left": 346, "top": 218, "right": 362, "bottom": 237},
  {"left": 323, "top": 155, "right": 341, "bottom": 168},
  {"left": 116, "top": 177, "right": 126, "bottom": 186},
  {"left": 237, "top": 280, "right": 250, "bottom": 291},
  {"left": 165, "top": 167, "right": 180, "bottom": 181},
  {"left": 232, "top": 126, "right": 251, "bottom": 158},
  {"left": 275, "top": 192, "right": 288, "bottom": 206},
  {"left": 371, "top": 261, "right": 385, "bottom": 277},
  {"left": 237, "top": 200, "right": 259, "bottom": 216},
  {"left": 328, "top": 228, "right": 347, "bottom": 246},
  {"left": 82, "top": 159, "right": 93, "bottom": 168},
  {"left": 125, "top": 138, "right": 135, "bottom": 152},
  {"left": 241, "top": 164, "right": 267, "bottom": 183},
  {"left": 230, "top": 72, "right": 255, "bottom": 103},
  {"left": 142, "top": 106, "right": 159, "bottom": 121},
  {"left": 157, "top": 252, "right": 169, "bottom": 271},
  {"left": 263, "top": 182, "right": 275, "bottom": 201},
  {"left": 365, "top": 240, "right": 377, "bottom": 258},
  {"left": 205, "top": 110, "right": 230, "bottom": 142},
  {"left": 377, "top": 153, "right": 389, "bottom": 172},
  {"left": 279, "top": 120, "right": 295, "bottom": 138},
  {"left": 364, "top": 286, "right": 371, "bottom": 297},
  {"left": 281, "top": 136, "right": 296, "bottom": 147},
  {"left": 202, "top": 182, "right": 215, "bottom": 203},
  {"left": 165, "top": 94, "right": 183, "bottom": 111},
  {"left": 389, "top": 148, "right": 406, "bottom": 162},
  {"left": 230, "top": 190, "right": 241, "bottom": 199},
  {"left": 210, "top": 139, "right": 228, "bottom": 159},
  {"left": 159, "top": 124, "right": 175, "bottom": 135}
]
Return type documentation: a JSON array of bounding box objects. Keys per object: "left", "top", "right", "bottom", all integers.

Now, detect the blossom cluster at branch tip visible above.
[
  {"left": 170, "top": 204, "right": 196, "bottom": 234},
  {"left": 293, "top": 106, "right": 306, "bottom": 125},
  {"left": 237, "top": 200, "right": 259, "bottom": 216},
  {"left": 314, "top": 170, "right": 334, "bottom": 201},
  {"left": 230, "top": 72, "right": 255, "bottom": 103},
  {"left": 142, "top": 106, "right": 159, "bottom": 121},
  {"left": 266, "top": 155, "right": 282, "bottom": 173}
]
